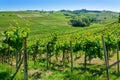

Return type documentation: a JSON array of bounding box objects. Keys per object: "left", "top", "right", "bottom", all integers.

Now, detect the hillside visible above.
[
  {"left": 0, "top": 10, "right": 119, "bottom": 40},
  {"left": 0, "top": 10, "right": 120, "bottom": 80}
]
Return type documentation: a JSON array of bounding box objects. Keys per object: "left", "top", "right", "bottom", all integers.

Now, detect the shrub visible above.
[{"left": 69, "top": 16, "right": 91, "bottom": 27}]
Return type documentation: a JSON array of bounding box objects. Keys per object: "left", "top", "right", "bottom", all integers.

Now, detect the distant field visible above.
[{"left": 0, "top": 11, "right": 119, "bottom": 42}]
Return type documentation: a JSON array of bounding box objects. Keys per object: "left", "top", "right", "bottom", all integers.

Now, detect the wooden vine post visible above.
[
  {"left": 23, "top": 37, "right": 28, "bottom": 80},
  {"left": 70, "top": 40, "right": 73, "bottom": 73},
  {"left": 33, "top": 45, "right": 38, "bottom": 65},
  {"left": 8, "top": 45, "right": 10, "bottom": 65},
  {"left": 46, "top": 42, "right": 49, "bottom": 70},
  {"left": 117, "top": 43, "right": 119, "bottom": 74},
  {"left": 102, "top": 35, "right": 109, "bottom": 80},
  {"left": 16, "top": 50, "right": 18, "bottom": 69}
]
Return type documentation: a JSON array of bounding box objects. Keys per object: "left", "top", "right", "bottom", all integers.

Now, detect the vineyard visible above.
[{"left": 0, "top": 11, "right": 120, "bottom": 80}]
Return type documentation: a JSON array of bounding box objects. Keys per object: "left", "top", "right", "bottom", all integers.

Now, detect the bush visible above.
[{"left": 69, "top": 16, "right": 91, "bottom": 27}]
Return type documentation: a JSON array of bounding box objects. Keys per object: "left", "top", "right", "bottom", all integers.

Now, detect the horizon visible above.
[
  {"left": 0, "top": 0, "right": 120, "bottom": 12},
  {"left": 0, "top": 9, "right": 118, "bottom": 13}
]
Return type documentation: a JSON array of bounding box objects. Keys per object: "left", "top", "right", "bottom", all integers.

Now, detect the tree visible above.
[
  {"left": 118, "top": 13, "right": 120, "bottom": 23},
  {"left": 69, "top": 16, "right": 91, "bottom": 27}
]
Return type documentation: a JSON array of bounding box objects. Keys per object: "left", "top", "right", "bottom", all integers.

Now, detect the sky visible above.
[{"left": 0, "top": 0, "right": 120, "bottom": 12}]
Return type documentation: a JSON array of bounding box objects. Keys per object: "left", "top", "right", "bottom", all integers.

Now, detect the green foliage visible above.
[
  {"left": 117, "top": 39, "right": 120, "bottom": 48},
  {"left": 83, "top": 38, "right": 103, "bottom": 59},
  {"left": 0, "top": 42, "right": 8, "bottom": 56},
  {"left": 60, "top": 41, "right": 69, "bottom": 51},
  {"left": 48, "top": 33, "right": 57, "bottom": 53},
  {"left": 119, "top": 13, "right": 120, "bottom": 23},
  {"left": 73, "top": 42, "right": 82, "bottom": 52},
  {"left": 3, "top": 26, "right": 29, "bottom": 50},
  {"left": 47, "top": 71, "right": 64, "bottom": 80},
  {"left": 0, "top": 63, "right": 24, "bottom": 80},
  {"left": 105, "top": 34, "right": 117, "bottom": 52},
  {"left": 64, "top": 72, "right": 97, "bottom": 80},
  {"left": 54, "top": 44, "right": 61, "bottom": 58},
  {"left": 69, "top": 16, "right": 91, "bottom": 27}
]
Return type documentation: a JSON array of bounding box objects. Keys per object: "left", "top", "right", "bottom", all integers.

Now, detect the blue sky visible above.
[{"left": 0, "top": 0, "right": 120, "bottom": 12}]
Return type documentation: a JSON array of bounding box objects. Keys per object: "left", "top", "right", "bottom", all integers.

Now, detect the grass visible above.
[
  {"left": 0, "top": 63, "right": 24, "bottom": 80},
  {"left": 0, "top": 55, "right": 120, "bottom": 80}
]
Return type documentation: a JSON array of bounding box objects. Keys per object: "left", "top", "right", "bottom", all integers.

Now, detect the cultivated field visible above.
[{"left": 0, "top": 10, "right": 120, "bottom": 80}]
